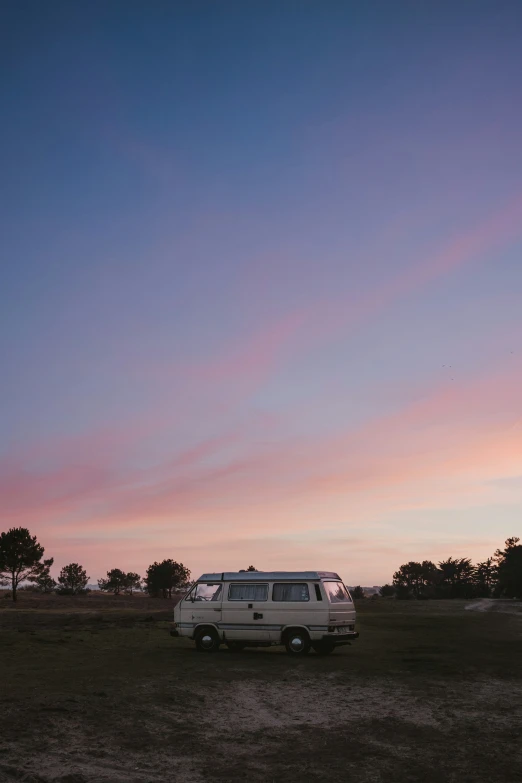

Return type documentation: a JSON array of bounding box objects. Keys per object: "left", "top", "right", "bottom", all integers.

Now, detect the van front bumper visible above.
[{"left": 323, "top": 630, "right": 359, "bottom": 645}]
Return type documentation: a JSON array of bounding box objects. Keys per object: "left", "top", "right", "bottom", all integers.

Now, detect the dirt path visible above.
[{"left": 465, "top": 598, "right": 522, "bottom": 614}]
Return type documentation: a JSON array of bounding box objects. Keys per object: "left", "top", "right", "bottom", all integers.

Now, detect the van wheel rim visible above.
[
  {"left": 290, "top": 636, "right": 304, "bottom": 651},
  {"left": 201, "top": 634, "right": 214, "bottom": 649}
]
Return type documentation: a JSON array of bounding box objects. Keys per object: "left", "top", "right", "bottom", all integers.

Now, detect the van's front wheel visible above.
[
  {"left": 195, "top": 628, "right": 220, "bottom": 652},
  {"left": 284, "top": 630, "right": 311, "bottom": 656}
]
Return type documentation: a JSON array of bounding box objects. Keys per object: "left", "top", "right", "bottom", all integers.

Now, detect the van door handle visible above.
[
  {"left": 253, "top": 612, "right": 263, "bottom": 620},
  {"left": 213, "top": 608, "right": 220, "bottom": 612}
]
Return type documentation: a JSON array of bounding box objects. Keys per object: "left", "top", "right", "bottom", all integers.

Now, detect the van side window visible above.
[
  {"left": 272, "top": 583, "right": 310, "bottom": 602},
  {"left": 314, "top": 584, "right": 323, "bottom": 601},
  {"left": 228, "top": 584, "right": 268, "bottom": 601}
]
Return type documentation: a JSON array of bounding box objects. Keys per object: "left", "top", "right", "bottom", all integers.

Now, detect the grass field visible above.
[{"left": 1, "top": 593, "right": 521, "bottom": 783}]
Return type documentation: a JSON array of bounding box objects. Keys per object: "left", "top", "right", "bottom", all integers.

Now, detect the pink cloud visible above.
[
  {"left": 389, "top": 193, "right": 522, "bottom": 289},
  {"left": 4, "top": 362, "right": 519, "bottom": 548},
  {"left": 110, "top": 192, "right": 522, "bottom": 438},
  {"left": 316, "top": 192, "right": 522, "bottom": 337},
  {"left": 171, "top": 191, "right": 522, "bottom": 400},
  {"left": 183, "top": 309, "right": 307, "bottom": 386}
]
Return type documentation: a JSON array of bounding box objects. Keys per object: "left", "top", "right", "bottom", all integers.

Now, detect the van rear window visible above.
[
  {"left": 272, "top": 583, "right": 310, "bottom": 602},
  {"left": 324, "top": 581, "right": 353, "bottom": 603}
]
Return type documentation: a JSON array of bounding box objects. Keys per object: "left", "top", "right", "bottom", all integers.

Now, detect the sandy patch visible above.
[
  {"left": 193, "top": 676, "right": 441, "bottom": 731},
  {"left": 465, "top": 599, "right": 522, "bottom": 614}
]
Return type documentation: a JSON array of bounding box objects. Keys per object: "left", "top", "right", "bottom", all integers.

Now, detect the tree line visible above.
[
  {"left": 0, "top": 527, "right": 191, "bottom": 602},
  {"left": 375, "top": 537, "right": 522, "bottom": 600},
  {"left": 1, "top": 526, "right": 520, "bottom": 602}
]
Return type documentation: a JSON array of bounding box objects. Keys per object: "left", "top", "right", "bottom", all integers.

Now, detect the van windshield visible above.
[
  {"left": 186, "top": 583, "right": 222, "bottom": 602},
  {"left": 323, "top": 581, "right": 353, "bottom": 603}
]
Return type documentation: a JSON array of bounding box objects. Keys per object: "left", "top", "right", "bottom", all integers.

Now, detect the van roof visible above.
[{"left": 197, "top": 571, "right": 341, "bottom": 582}]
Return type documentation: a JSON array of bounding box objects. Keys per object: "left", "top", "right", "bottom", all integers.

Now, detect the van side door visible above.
[
  {"left": 221, "top": 582, "right": 271, "bottom": 641},
  {"left": 268, "top": 581, "right": 325, "bottom": 641}
]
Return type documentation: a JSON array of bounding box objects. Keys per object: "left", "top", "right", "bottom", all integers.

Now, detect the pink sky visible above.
[{"left": 2, "top": 241, "right": 521, "bottom": 583}]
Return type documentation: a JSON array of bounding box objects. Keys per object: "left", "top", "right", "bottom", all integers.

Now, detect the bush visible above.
[{"left": 57, "top": 563, "right": 89, "bottom": 595}]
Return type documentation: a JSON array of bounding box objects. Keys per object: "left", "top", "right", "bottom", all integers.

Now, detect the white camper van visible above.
[{"left": 171, "top": 571, "right": 358, "bottom": 655}]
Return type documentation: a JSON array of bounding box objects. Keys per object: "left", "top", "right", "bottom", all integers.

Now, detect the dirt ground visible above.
[
  {"left": 465, "top": 597, "right": 522, "bottom": 614},
  {"left": 0, "top": 594, "right": 521, "bottom": 783}
]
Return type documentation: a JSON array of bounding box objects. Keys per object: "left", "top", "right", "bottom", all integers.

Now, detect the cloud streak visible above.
[
  {"left": 161, "top": 192, "right": 522, "bottom": 399},
  {"left": 316, "top": 192, "right": 522, "bottom": 338}
]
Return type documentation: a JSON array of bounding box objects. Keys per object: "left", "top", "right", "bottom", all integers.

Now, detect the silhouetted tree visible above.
[
  {"left": 393, "top": 561, "right": 439, "bottom": 599},
  {"left": 0, "top": 528, "right": 46, "bottom": 602},
  {"left": 438, "top": 557, "right": 475, "bottom": 598},
  {"left": 28, "top": 558, "right": 56, "bottom": 593},
  {"left": 125, "top": 572, "right": 142, "bottom": 595},
  {"left": 474, "top": 558, "right": 497, "bottom": 597},
  {"left": 351, "top": 585, "right": 365, "bottom": 599},
  {"left": 379, "top": 584, "right": 396, "bottom": 598},
  {"left": 98, "top": 569, "right": 143, "bottom": 595},
  {"left": 419, "top": 561, "right": 441, "bottom": 598},
  {"left": 494, "top": 536, "right": 520, "bottom": 559},
  {"left": 393, "top": 562, "right": 417, "bottom": 598},
  {"left": 246, "top": 565, "right": 258, "bottom": 571},
  {"left": 98, "top": 568, "right": 127, "bottom": 595},
  {"left": 57, "top": 563, "right": 89, "bottom": 595},
  {"left": 391, "top": 538, "right": 522, "bottom": 600},
  {"left": 495, "top": 538, "right": 522, "bottom": 598},
  {"left": 145, "top": 560, "right": 191, "bottom": 598}
]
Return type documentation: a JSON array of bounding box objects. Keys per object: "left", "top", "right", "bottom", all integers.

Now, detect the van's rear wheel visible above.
[
  {"left": 312, "top": 641, "right": 336, "bottom": 655},
  {"left": 284, "top": 630, "right": 311, "bottom": 656},
  {"left": 195, "top": 628, "right": 220, "bottom": 652},
  {"left": 226, "top": 641, "right": 246, "bottom": 652}
]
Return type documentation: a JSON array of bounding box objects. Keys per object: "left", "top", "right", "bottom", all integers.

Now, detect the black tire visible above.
[
  {"left": 226, "top": 641, "right": 246, "bottom": 652},
  {"left": 312, "top": 641, "right": 336, "bottom": 656},
  {"left": 194, "top": 627, "right": 220, "bottom": 652},
  {"left": 284, "top": 629, "right": 311, "bottom": 656}
]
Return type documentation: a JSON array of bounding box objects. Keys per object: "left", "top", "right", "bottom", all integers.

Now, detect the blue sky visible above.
[{"left": 1, "top": 0, "right": 521, "bottom": 581}]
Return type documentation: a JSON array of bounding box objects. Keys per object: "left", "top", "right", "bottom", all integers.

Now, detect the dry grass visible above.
[
  {"left": 0, "top": 597, "right": 521, "bottom": 782},
  {"left": 0, "top": 589, "right": 179, "bottom": 610},
  {"left": 0, "top": 590, "right": 178, "bottom": 630}
]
